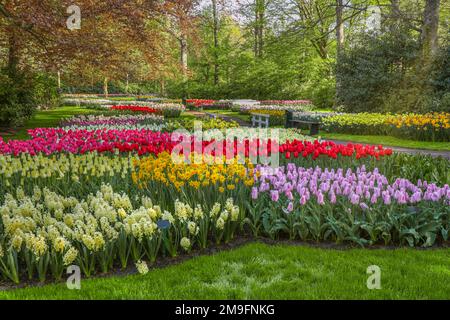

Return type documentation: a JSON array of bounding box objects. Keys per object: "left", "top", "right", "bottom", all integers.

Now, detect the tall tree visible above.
[
  {"left": 212, "top": 0, "right": 220, "bottom": 84},
  {"left": 421, "top": 0, "right": 440, "bottom": 58}
]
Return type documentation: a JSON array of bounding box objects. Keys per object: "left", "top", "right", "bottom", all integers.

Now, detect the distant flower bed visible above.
[
  {"left": 322, "top": 112, "right": 450, "bottom": 141},
  {"left": 186, "top": 99, "right": 215, "bottom": 108},
  {"left": 240, "top": 104, "right": 315, "bottom": 113},
  {"left": 260, "top": 100, "right": 312, "bottom": 106},
  {"left": 111, "top": 105, "right": 159, "bottom": 114},
  {"left": 60, "top": 114, "right": 164, "bottom": 127}
]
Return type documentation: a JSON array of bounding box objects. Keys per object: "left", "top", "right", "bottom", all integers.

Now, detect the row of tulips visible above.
[
  {"left": 0, "top": 127, "right": 392, "bottom": 161},
  {"left": 60, "top": 114, "right": 164, "bottom": 127},
  {"left": 110, "top": 105, "right": 159, "bottom": 114},
  {"left": 247, "top": 165, "right": 449, "bottom": 246}
]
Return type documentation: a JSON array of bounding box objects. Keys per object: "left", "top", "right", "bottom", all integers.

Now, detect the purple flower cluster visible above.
[
  {"left": 252, "top": 164, "right": 450, "bottom": 211},
  {"left": 61, "top": 119, "right": 141, "bottom": 127},
  {"left": 59, "top": 114, "right": 163, "bottom": 128}
]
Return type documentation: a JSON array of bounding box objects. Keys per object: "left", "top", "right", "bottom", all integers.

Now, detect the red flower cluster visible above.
[
  {"left": 280, "top": 140, "right": 392, "bottom": 160},
  {"left": 186, "top": 99, "right": 216, "bottom": 108},
  {"left": 0, "top": 128, "right": 393, "bottom": 161},
  {"left": 111, "top": 105, "right": 158, "bottom": 114}
]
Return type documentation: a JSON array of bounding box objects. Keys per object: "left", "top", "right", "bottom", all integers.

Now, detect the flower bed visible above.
[
  {"left": 249, "top": 165, "right": 449, "bottom": 246},
  {"left": 260, "top": 100, "right": 312, "bottom": 106},
  {"left": 1, "top": 107, "right": 449, "bottom": 285},
  {"left": 110, "top": 105, "right": 159, "bottom": 114},
  {"left": 322, "top": 112, "right": 450, "bottom": 142},
  {"left": 60, "top": 114, "right": 164, "bottom": 127},
  {"left": 0, "top": 161, "right": 448, "bottom": 284},
  {"left": 240, "top": 104, "right": 315, "bottom": 113},
  {"left": 0, "top": 184, "right": 242, "bottom": 283}
]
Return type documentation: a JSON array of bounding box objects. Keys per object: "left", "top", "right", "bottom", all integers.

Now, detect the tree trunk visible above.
[
  {"left": 160, "top": 79, "right": 166, "bottom": 96},
  {"left": 125, "top": 73, "right": 129, "bottom": 93},
  {"left": 335, "top": 0, "right": 345, "bottom": 109},
  {"left": 258, "top": 1, "right": 264, "bottom": 57},
  {"left": 254, "top": 0, "right": 265, "bottom": 58},
  {"left": 421, "top": 0, "right": 440, "bottom": 58},
  {"left": 180, "top": 35, "right": 188, "bottom": 80},
  {"left": 254, "top": 2, "right": 259, "bottom": 57},
  {"left": 57, "top": 71, "right": 61, "bottom": 90},
  {"left": 335, "top": 0, "right": 345, "bottom": 56},
  {"left": 391, "top": 0, "right": 400, "bottom": 17},
  {"left": 212, "top": 0, "right": 219, "bottom": 85},
  {"left": 103, "top": 77, "right": 109, "bottom": 97},
  {"left": 7, "top": 30, "right": 19, "bottom": 76}
]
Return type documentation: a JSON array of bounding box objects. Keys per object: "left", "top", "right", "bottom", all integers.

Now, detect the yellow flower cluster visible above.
[
  {"left": 0, "top": 184, "right": 152, "bottom": 259},
  {"left": 250, "top": 109, "right": 286, "bottom": 117},
  {"left": 386, "top": 112, "right": 450, "bottom": 130},
  {"left": 132, "top": 152, "right": 255, "bottom": 192}
]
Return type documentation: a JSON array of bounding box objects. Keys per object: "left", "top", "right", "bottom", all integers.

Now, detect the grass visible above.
[
  {"left": 318, "top": 133, "right": 450, "bottom": 151},
  {"left": 3, "top": 106, "right": 101, "bottom": 141},
  {"left": 1, "top": 242, "right": 449, "bottom": 300}
]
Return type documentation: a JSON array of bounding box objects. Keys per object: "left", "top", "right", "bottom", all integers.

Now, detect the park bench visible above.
[
  {"left": 286, "top": 111, "right": 321, "bottom": 136},
  {"left": 205, "top": 112, "right": 218, "bottom": 119},
  {"left": 251, "top": 113, "right": 270, "bottom": 128}
]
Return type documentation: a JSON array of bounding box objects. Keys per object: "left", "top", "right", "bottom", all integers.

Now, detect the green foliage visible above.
[
  {"left": 0, "top": 69, "right": 36, "bottom": 127},
  {"left": 0, "top": 70, "right": 62, "bottom": 127},
  {"left": 336, "top": 27, "right": 420, "bottom": 113},
  {"left": 33, "top": 73, "right": 61, "bottom": 110}
]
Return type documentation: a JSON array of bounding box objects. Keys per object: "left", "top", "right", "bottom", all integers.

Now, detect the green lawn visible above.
[
  {"left": 3, "top": 106, "right": 100, "bottom": 141},
  {"left": 318, "top": 133, "right": 450, "bottom": 151},
  {"left": 1, "top": 243, "right": 449, "bottom": 300}
]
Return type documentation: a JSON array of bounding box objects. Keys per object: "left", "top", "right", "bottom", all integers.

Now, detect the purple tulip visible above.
[
  {"left": 360, "top": 202, "right": 369, "bottom": 211},
  {"left": 271, "top": 190, "right": 279, "bottom": 202},
  {"left": 251, "top": 187, "right": 259, "bottom": 200}
]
